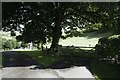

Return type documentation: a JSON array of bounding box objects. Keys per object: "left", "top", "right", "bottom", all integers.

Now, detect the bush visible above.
[
  {"left": 2, "top": 38, "right": 7, "bottom": 50},
  {"left": 3, "top": 40, "right": 13, "bottom": 50},
  {"left": 16, "top": 41, "right": 21, "bottom": 48},
  {"left": 95, "top": 35, "right": 120, "bottom": 63},
  {"left": 9, "top": 39, "right": 17, "bottom": 49},
  {"left": 1, "top": 38, "right": 20, "bottom": 50},
  {"left": 21, "top": 42, "right": 28, "bottom": 48}
]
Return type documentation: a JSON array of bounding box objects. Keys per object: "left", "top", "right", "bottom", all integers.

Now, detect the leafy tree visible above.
[
  {"left": 91, "top": 2, "right": 120, "bottom": 33},
  {"left": 2, "top": 2, "right": 120, "bottom": 51}
]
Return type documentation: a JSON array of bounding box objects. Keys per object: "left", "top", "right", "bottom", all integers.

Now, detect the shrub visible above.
[
  {"left": 21, "top": 42, "right": 28, "bottom": 48},
  {"left": 16, "top": 41, "right": 21, "bottom": 48},
  {"left": 95, "top": 35, "right": 120, "bottom": 63},
  {"left": 2, "top": 38, "right": 7, "bottom": 50},
  {"left": 1, "top": 38, "right": 20, "bottom": 50},
  {"left": 3, "top": 40, "right": 13, "bottom": 50},
  {"left": 9, "top": 39, "right": 17, "bottom": 49}
]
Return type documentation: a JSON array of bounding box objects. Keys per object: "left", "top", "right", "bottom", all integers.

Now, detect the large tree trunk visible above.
[
  {"left": 50, "top": 3, "right": 64, "bottom": 51},
  {"left": 50, "top": 21, "right": 62, "bottom": 51}
]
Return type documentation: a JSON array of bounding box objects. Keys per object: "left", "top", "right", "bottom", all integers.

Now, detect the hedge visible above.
[
  {"left": 1, "top": 38, "right": 21, "bottom": 50},
  {"left": 95, "top": 35, "right": 120, "bottom": 64}
]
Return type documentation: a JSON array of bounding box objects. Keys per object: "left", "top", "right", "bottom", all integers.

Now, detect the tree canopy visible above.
[{"left": 2, "top": 2, "right": 120, "bottom": 50}]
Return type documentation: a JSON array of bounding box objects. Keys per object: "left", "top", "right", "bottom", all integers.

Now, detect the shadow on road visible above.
[
  {"left": 2, "top": 50, "right": 93, "bottom": 74},
  {"left": 2, "top": 51, "right": 43, "bottom": 68}
]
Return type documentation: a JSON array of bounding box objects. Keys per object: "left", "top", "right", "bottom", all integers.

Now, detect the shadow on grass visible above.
[
  {"left": 91, "top": 59, "right": 120, "bottom": 80},
  {"left": 17, "top": 50, "right": 64, "bottom": 67},
  {"left": 8, "top": 47, "right": 95, "bottom": 70},
  {"left": 61, "top": 46, "right": 95, "bottom": 58}
]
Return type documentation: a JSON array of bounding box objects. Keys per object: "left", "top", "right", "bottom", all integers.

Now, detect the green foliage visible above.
[
  {"left": 2, "top": 38, "right": 7, "bottom": 50},
  {"left": 85, "top": 23, "right": 102, "bottom": 32},
  {"left": 0, "top": 38, "right": 2, "bottom": 49},
  {"left": 65, "top": 30, "right": 82, "bottom": 38},
  {"left": 95, "top": 35, "right": 120, "bottom": 63},
  {"left": 1, "top": 38, "right": 20, "bottom": 50},
  {"left": 16, "top": 41, "right": 21, "bottom": 48},
  {"left": 9, "top": 40, "right": 17, "bottom": 49},
  {"left": 3, "top": 40, "right": 12, "bottom": 50},
  {"left": 21, "top": 42, "right": 28, "bottom": 48},
  {"left": 2, "top": 2, "right": 120, "bottom": 49},
  {"left": 10, "top": 31, "right": 16, "bottom": 36}
]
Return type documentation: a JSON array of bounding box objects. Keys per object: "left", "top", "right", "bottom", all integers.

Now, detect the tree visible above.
[{"left": 2, "top": 2, "right": 120, "bottom": 51}]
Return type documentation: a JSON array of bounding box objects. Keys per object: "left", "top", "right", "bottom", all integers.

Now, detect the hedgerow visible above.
[{"left": 95, "top": 35, "right": 120, "bottom": 64}]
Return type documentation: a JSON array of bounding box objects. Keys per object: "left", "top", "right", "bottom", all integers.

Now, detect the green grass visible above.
[
  {"left": 61, "top": 47, "right": 96, "bottom": 58},
  {"left": 16, "top": 48, "right": 95, "bottom": 67},
  {"left": 91, "top": 59, "right": 120, "bottom": 80},
  {"left": 59, "top": 37, "right": 99, "bottom": 48},
  {"left": 16, "top": 50, "right": 64, "bottom": 67},
  {"left": 58, "top": 31, "right": 113, "bottom": 49}
]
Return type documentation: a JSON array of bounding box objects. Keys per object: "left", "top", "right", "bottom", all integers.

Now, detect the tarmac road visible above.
[{"left": 2, "top": 51, "right": 43, "bottom": 68}]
